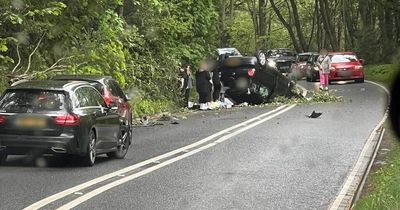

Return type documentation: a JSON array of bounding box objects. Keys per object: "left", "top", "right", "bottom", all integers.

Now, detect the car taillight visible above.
[
  {"left": 247, "top": 68, "right": 256, "bottom": 77},
  {"left": 54, "top": 114, "right": 80, "bottom": 126},
  {"left": 0, "top": 115, "right": 6, "bottom": 125},
  {"left": 355, "top": 65, "right": 363, "bottom": 70}
]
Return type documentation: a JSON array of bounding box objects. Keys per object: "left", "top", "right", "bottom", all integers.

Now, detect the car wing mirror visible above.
[
  {"left": 125, "top": 94, "right": 131, "bottom": 101},
  {"left": 359, "top": 59, "right": 365, "bottom": 65}
]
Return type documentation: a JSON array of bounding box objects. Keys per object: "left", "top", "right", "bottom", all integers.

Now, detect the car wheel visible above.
[
  {"left": 0, "top": 150, "right": 7, "bottom": 165},
  {"left": 356, "top": 78, "right": 365, "bottom": 83},
  {"left": 257, "top": 51, "right": 267, "bottom": 67},
  {"left": 81, "top": 130, "right": 97, "bottom": 166},
  {"left": 107, "top": 127, "right": 130, "bottom": 159}
]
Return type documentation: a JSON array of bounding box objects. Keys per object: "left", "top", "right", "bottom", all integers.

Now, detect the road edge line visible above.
[{"left": 328, "top": 80, "right": 389, "bottom": 210}]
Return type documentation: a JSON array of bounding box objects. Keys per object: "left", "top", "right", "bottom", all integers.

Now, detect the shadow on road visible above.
[{"left": 2, "top": 155, "right": 112, "bottom": 168}]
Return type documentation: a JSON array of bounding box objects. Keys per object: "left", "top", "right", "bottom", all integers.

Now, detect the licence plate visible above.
[
  {"left": 15, "top": 117, "right": 47, "bottom": 128},
  {"left": 280, "top": 66, "right": 290, "bottom": 69}
]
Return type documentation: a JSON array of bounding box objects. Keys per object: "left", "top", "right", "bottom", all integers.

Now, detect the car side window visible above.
[
  {"left": 108, "top": 80, "right": 126, "bottom": 99},
  {"left": 74, "top": 87, "right": 107, "bottom": 108},
  {"left": 82, "top": 87, "right": 107, "bottom": 107},
  {"left": 74, "top": 88, "right": 90, "bottom": 108}
]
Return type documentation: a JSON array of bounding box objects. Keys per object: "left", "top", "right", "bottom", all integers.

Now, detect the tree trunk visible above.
[
  {"left": 269, "top": 0, "right": 301, "bottom": 52},
  {"left": 288, "top": 0, "right": 308, "bottom": 52}
]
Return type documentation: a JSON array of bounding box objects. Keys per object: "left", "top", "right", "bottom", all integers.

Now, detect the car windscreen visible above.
[
  {"left": 331, "top": 54, "right": 358, "bottom": 63},
  {"left": 268, "top": 50, "right": 295, "bottom": 57},
  {"left": 298, "top": 55, "right": 311, "bottom": 62},
  {"left": 0, "top": 90, "right": 67, "bottom": 114}
]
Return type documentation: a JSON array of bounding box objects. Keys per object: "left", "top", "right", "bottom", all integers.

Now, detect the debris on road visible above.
[{"left": 307, "top": 111, "right": 323, "bottom": 118}]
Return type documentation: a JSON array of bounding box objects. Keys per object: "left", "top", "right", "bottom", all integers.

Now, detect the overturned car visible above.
[{"left": 215, "top": 48, "right": 297, "bottom": 104}]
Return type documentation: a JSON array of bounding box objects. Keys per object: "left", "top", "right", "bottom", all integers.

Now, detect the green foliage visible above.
[
  {"left": 0, "top": 0, "right": 218, "bottom": 116},
  {"left": 131, "top": 99, "right": 173, "bottom": 118},
  {"left": 365, "top": 64, "right": 400, "bottom": 86},
  {"left": 272, "top": 91, "right": 343, "bottom": 105},
  {"left": 226, "top": 11, "right": 256, "bottom": 55}
]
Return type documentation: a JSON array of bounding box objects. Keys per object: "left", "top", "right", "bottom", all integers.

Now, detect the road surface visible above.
[{"left": 0, "top": 81, "right": 388, "bottom": 210}]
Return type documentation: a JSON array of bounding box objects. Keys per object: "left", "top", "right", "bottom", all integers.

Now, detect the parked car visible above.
[
  {"left": 53, "top": 75, "right": 132, "bottom": 138},
  {"left": 306, "top": 52, "right": 365, "bottom": 83},
  {"left": 292, "top": 52, "right": 317, "bottom": 79},
  {"left": 329, "top": 52, "right": 365, "bottom": 83},
  {"left": 305, "top": 53, "right": 321, "bottom": 82},
  {"left": 216, "top": 48, "right": 296, "bottom": 104},
  {"left": 0, "top": 80, "right": 130, "bottom": 166},
  {"left": 264, "top": 48, "right": 296, "bottom": 74}
]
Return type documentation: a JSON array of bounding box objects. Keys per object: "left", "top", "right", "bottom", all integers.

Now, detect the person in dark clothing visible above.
[
  {"left": 180, "top": 64, "right": 193, "bottom": 108},
  {"left": 212, "top": 67, "right": 221, "bottom": 102},
  {"left": 196, "top": 62, "right": 212, "bottom": 110}
]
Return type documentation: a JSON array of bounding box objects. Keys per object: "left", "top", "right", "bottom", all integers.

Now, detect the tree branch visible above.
[
  {"left": 24, "top": 34, "right": 45, "bottom": 74},
  {"left": 11, "top": 44, "right": 21, "bottom": 74}
]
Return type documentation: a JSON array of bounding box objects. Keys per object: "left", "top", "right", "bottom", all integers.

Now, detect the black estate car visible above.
[
  {"left": 264, "top": 48, "right": 296, "bottom": 74},
  {"left": 0, "top": 80, "right": 130, "bottom": 166}
]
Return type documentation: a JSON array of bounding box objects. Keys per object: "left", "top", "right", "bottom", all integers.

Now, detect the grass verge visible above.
[
  {"left": 353, "top": 126, "right": 400, "bottom": 210},
  {"left": 364, "top": 64, "right": 399, "bottom": 87}
]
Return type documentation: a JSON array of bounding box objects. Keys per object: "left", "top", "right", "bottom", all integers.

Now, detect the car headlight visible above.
[
  {"left": 267, "top": 60, "right": 276, "bottom": 67},
  {"left": 355, "top": 65, "right": 363, "bottom": 70}
]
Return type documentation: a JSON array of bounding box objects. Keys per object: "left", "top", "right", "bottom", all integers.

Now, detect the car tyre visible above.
[
  {"left": 356, "top": 78, "right": 365, "bottom": 83},
  {"left": 107, "top": 127, "right": 130, "bottom": 159},
  {"left": 81, "top": 130, "right": 97, "bottom": 167},
  {"left": 0, "top": 150, "right": 7, "bottom": 165},
  {"left": 256, "top": 50, "right": 267, "bottom": 67}
]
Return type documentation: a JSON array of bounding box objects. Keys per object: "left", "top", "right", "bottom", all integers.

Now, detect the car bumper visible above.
[
  {"left": 0, "top": 134, "right": 80, "bottom": 155},
  {"left": 329, "top": 75, "right": 364, "bottom": 81},
  {"left": 329, "top": 70, "right": 364, "bottom": 81}
]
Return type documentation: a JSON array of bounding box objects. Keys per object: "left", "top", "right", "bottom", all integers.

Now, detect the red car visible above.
[{"left": 329, "top": 52, "right": 365, "bottom": 83}]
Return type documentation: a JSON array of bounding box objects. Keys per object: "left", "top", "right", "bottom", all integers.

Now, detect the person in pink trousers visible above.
[{"left": 317, "top": 49, "right": 332, "bottom": 91}]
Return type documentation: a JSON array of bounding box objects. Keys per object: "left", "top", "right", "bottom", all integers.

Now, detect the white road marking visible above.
[
  {"left": 56, "top": 104, "right": 296, "bottom": 210},
  {"left": 329, "top": 81, "right": 390, "bottom": 210},
  {"left": 24, "top": 105, "right": 292, "bottom": 210},
  {"left": 366, "top": 80, "right": 390, "bottom": 95}
]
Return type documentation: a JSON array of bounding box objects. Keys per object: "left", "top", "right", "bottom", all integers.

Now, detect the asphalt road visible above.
[{"left": 0, "top": 80, "right": 388, "bottom": 210}]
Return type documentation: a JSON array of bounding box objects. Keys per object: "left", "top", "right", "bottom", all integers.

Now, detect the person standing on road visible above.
[
  {"left": 211, "top": 65, "right": 221, "bottom": 102},
  {"left": 180, "top": 64, "right": 193, "bottom": 108},
  {"left": 196, "top": 61, "right": 212, "bottom": 110},
  {"left": 317, "top": 49, "right": 332, "bottom": 91}
]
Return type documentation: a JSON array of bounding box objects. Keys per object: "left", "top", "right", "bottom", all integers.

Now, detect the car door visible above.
[{"left": 76, "top": 87, "right": 120, "bottom": 150}]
